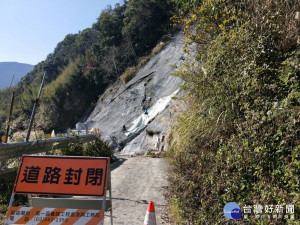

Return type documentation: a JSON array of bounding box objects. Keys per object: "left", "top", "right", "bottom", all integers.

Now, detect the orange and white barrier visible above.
[
  {"left": 5, "top": 207, "right": 104, "bottom": 225},
  {"left": 143, "top": 201, "right": 156, "bottom": 225}
]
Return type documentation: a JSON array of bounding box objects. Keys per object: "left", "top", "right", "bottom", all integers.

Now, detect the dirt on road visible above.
[{"left": 104, "top": 156, "right": 170, "bottom": 225}]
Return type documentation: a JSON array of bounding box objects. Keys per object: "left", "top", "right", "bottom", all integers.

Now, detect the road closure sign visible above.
[{"left": 14, "top": 155, "right": 110, "bottom": 196}]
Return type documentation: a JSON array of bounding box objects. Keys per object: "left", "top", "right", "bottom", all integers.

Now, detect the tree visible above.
[
  {"left": 122, "top": 0, "right": 171, "bottom": 55},
  {"left": 93, "top": 4, "right": 126, "bottom": 48}
]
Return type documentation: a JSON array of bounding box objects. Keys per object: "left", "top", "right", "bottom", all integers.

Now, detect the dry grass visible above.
[
  {"left": 120, "top": 41, "right": 167, "bottom": 84},
  {"left": 10, "top": 130, "right": 46, "bottom": 142},
  {"left": 120, "top": 67, "right": 136, "bottom": 85}
]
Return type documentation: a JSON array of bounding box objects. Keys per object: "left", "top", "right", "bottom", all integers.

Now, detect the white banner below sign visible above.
[{"left": 5, "top": 206, "right": 104, "bottom": 225}]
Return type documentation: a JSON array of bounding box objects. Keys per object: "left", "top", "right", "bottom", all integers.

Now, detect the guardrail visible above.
[{"left": 0, "top": 134, "right": 97, "bottom": 172}]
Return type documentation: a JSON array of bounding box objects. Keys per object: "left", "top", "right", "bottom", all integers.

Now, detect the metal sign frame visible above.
[{"left": 6, "top": 155, "right": 113, "bottom": 225}]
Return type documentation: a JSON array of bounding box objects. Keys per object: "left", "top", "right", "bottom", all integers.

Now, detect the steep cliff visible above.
[{"left": 82, "top": 32, "right": 192, "bottom": 155}]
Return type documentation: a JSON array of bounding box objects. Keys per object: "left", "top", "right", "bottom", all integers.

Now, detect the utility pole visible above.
[
  {"left": 9, "top": 75, "right": 15, "bottom": 87},
  {"left": 4, "top": 75, "right": 16, "bottom": 143},
  {"left": 25, "top": 72, "right": 46, "bottom": 142},
  {"left": 4, "top": 92, "right": 15, "bottom": 143}
]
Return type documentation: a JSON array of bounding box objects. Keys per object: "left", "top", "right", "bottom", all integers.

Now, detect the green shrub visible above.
[
  {"left": 146, "top": 151, "right": 155, "bottom": 156},
  {"left": 61, "top": 142, "right": 84, "bottom": 156},
  {"left": 0, "top": 170, "right": 27, "bottom": 210},
  {"left": 168, "top": 0, "right": 300, "bottom": 224},
  {"left": 84, "top": 139, "right": 114, "bottom": 159},
  {"left": 61, "top": 138, "right": 114, "bottom": 162}
]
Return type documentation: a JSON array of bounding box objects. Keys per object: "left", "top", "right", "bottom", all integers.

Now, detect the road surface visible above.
[{"left": 104, "top": 156, "right": 170, "bottom": 224}]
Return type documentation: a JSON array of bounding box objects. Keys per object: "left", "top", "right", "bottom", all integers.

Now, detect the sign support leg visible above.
[
  {"left": 109, "top": 168, "right": 113, "bottom": 225},
  {"left": 8, "top": 193, "right": 15, "bottom": 207}
]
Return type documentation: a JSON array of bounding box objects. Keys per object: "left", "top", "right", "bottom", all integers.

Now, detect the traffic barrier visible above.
[
  {"left": 4, "top": 155, "right": 111, "bottom": 225},
  {"left": 143, "top": 201, "right": 156, "bottom": 225},
  {"left": 5, "top": 206, "right": 104, "bottom": 225}
]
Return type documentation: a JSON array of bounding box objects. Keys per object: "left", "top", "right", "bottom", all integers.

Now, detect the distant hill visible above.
[{"left": 0, "top": 62, "right": 34, "bottom": 90}]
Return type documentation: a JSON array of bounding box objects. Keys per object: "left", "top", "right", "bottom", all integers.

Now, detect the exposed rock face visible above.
[
  {"left": 84, "top": 32, "right": 191, "bottom": 155},
  {"left": 75, "top": 122, "right": 88, "bottom": 130}
]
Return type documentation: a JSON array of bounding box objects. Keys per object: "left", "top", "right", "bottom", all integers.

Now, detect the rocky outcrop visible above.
[{"left": 83, "top": 32, "right": 192, "bottom": 155}]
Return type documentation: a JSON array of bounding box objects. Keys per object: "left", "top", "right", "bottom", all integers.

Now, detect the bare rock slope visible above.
[{"left": 83, "top": 32, "right": 190, "bottom": 155}]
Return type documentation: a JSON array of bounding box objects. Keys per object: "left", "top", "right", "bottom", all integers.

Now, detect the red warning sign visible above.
[{"left": 14, "top": 155, "right": 110, "bottom": 196}]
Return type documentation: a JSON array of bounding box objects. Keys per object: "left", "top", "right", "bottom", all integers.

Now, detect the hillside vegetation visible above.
[
  {"left": 168, "top": 0, "right": 299, "bottom": 224},
  {"left": 0, "top": 0, "right": 172, "bottom": 137}
]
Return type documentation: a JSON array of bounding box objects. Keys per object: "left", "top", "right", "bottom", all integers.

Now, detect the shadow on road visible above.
[
  {"left": 111, "top": 197, "right": 166, "bottom": 207},
  {"left": 111, "top": 157, "right": 127, "bottom": 171}
]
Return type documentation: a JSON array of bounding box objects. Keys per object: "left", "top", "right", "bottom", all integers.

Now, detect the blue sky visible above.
[{"left": 0, "top": 0, "right": 123, "bottom": 65}]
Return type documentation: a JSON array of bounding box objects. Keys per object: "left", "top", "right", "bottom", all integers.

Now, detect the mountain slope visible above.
[
  {"left": 82, "top": 32, "right": 194, "bottom": 155},
  {"left": 0, "top": 0, "right": 173, "bottom": 136},
  {"left": 0, "top": 62, "right": 33, "bottom": 89},
  {"left": 167, "top": 1, "right": 299, "bottom": 224}
]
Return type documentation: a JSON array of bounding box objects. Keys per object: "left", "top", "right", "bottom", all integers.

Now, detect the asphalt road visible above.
[{"left": 104, "top": 156, "right": 170, "bottom": 225}]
